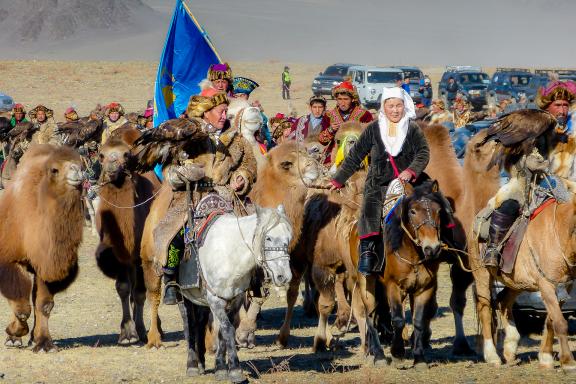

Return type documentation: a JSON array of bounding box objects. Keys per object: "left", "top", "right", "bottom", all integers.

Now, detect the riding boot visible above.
[
  {"left": 483, "top": 209, "right": 518, "bottom": 269},
  {"left": 358, "top": 237, "right": 385, "bottom": 276},
  {"left": 162, "top": 269, "right": 180, "bottom": 305}
]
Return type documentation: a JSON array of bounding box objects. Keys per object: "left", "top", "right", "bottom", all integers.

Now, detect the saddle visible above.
[{"left": 477, "top": 175, "right": 570, "bottom": 274}]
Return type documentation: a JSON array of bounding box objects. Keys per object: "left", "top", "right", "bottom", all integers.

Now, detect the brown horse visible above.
[
  {"left": 379, "top": 180, "right": 448, "bottom": 369},
  {"left": 470, "top": 190, "right": 576, "bottom": 370}
]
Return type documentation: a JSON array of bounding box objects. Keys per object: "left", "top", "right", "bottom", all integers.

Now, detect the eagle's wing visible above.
[
  {"left": 56, "top": 117, "right": 104, "bottom": 147},
  {"left": 0, "top": 117, "right": 12, "bottom": 141},
  {"left": 8, "top": 122, "right": 37, "bottom": 141},
  {"left": 131, "top": 118, "right": 208, "bottom": 173},
  {"left": 481, "top": 109, "right": 558, "bottom": 170}
]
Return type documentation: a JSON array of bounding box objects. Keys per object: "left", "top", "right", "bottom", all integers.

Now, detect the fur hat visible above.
[
  {"left": 11, "top": 103, "right": 25, "bottom": 115},
  {"left": 431, "top": 98, "right": 446, "bottom": 111},
  {"left": 309, "top": 95, "right": 327, "bottom": 106},
  {"left": 28, "top": 105, "right": 54, "bottom": 120},
  {"left": 64, "top": 107, "right": 79, "bottom": 121},
  {"left": 208, "top": 63, "right": 233, "bottom": 82},
  {"left": 106, "top": 102, "right": 125, "bottom": 116},
  {"left": 186, "top": 92, "right": 229, "bottom": 118},
  {"left": 232, "top": 77, "right": 259, "bottom": 96},
  {"left": 536, "top": 80, "right": 576, "bottom": 110},
  {"left": 332, "top": 81, "right": 359, "bottom": 102}
]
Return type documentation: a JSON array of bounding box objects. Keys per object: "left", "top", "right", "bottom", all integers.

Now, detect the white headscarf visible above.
[{"left": 378, "top": 87, "right": 416, "bottom": 156}]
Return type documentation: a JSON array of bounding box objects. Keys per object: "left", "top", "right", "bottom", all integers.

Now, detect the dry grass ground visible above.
[{"left": 0, "top": 61, "right": 572, "bottom": 383}]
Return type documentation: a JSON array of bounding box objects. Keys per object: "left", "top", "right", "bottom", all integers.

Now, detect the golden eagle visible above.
[
  {"left": 479, "top": 109, "right": 562, "bottom": 171},
  {"left": 131, "top": 117, "right": 208, "bottom": 173},
  {"left": 55, "top": 115, "right": 103, "bottom": 147}
]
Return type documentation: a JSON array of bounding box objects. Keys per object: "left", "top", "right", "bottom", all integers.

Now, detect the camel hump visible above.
[{"left": 105, "top": 124, "right": 142, "bottom": 147}]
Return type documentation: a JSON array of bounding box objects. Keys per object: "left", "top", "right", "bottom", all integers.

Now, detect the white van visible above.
[{"left": 347, "top": 66, "right": 403, "bottom": 109}]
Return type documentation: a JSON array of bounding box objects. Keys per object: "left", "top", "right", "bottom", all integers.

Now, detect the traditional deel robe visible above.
[
  {"left": 288, "top": 114, "right": 331, "bottom": 141},
  {"left": 31, "top": 119, "right": 59, "bottom": 145},
  {"left": 101, "top": 116, "right": 129, "bottom": 144},
  {"left": 150, "top": 118, "right": 257, "bottom": 269},
  {"left": 333, "top": 120, "right": 429, "bottom": 237},
  {"left": 320, "top": 105, "right": 373, "bottom": 163}
]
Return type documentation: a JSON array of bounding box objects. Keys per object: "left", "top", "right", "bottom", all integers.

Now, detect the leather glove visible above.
[
  {"left": 523, "top": 149, "right": 549, "bottom": 173},
  {"left": 176, "top": 163, "right": 205, "bottom": 182}
]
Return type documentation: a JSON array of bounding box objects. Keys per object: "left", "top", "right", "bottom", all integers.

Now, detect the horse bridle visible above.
[
  {"left": 401, "top": 197, "right": 441, "bottom": 248},
  {"left": 252, "top": 213, "right": 290, "bottom": 283}
]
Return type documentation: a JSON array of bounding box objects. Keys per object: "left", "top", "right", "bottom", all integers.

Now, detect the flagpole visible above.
[{"left": 181, "top": 0, "right": 223, "bottom": 63}]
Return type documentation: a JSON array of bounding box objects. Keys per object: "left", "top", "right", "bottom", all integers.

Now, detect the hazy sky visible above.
[
  {"left": 4, "top": 0, "right": 576, "bottom": 66},
  {"left": 141, "top": 0, "right": 576, "bottom": 67}
]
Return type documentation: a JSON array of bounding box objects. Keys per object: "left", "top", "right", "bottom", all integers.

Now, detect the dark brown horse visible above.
[{"left": 379, "top": 180, "right": 450, "bottom": 369}]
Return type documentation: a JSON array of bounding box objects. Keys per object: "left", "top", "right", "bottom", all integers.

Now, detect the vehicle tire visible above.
[{"left": 513, "top": 309, "right": 545, "bottom": 335}]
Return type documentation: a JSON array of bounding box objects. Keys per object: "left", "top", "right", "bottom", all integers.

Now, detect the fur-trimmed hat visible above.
[
  {"left": 64, "top": 107, "right": 79, "bottom": 121},
  {"left": 208, "top": 63, "right": 233, "bottom": 82},
  {"left": 186, "top": 92, "right": 229, "bottom": 118},
  {"left": 232, "top": 77, "right": 259, "bottom": 96},
  {"left": 536, "top": 80, "right": 576, "bottom": 110},
  {"left": 28, "top": 105, "right": 54, "bottom": 120},
  {"left": 271, "top": 118, "right": 292, "bottom": 141},
  {"left": 332, "top": 81, "right": 359, "bottom": 102},
  {"left": 431, "top": 98, "right": 446, "bottom": 111},
  {"left": 309, "top": 95, "right": 327, "bottom": 106},
  {"left": 11, "top": 103, "right": 25, "bottom": 115},
  {"left": 106, "top": 102, "right": 125, "bottom": 116}
]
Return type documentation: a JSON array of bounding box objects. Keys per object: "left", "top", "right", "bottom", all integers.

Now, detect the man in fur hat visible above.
[
  {"left": 29, "top": 105, "right": 58, "bottom": 145},
  {"left": 233, "top": 76, "right": 273, "bottom": 148},
  {"left": 480, "top": 81, "right": 575, "bottom": 270},
  {"left": 136, "top": 92, "right": 257, "bottom": 304},
  {"left": 101, "top": 102, "right": 128, "bottom": 144},
  {"left": 320, "top": 81, "right": 372, "bottom": 163},
  {"left": 10, "top": 104, "right": 27, "bottom": 128},
  {"left": 201, "top": 63, "right": 234, "bottom": 97}
]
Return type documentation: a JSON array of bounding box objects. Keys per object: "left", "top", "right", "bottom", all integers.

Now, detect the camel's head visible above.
[
  {"left": 44, "top": 146, "right": 84, "bottom": 191},
  {"left": 466, "top": 130, "right": 498, "bottom": 173},
  {"left": 99, "top": 137, "right": 133, "bottom": 183},
  {"left": 240, "top": 106, "right": 263, "bottom": 136},
  {"left": 255, "top": 204, "right": 293, "bottom": 287},
  {"left": 264, "top": 141, "right": 320, "bottom": 187}
]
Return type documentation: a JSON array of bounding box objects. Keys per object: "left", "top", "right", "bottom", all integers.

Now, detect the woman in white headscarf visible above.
[{"left": 328, "top": 87, "right": 430, "bottom": 275}]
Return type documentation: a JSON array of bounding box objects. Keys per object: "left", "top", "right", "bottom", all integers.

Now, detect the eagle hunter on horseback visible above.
[{"left": 478, "top": 80, "right": 576, "bottom": 272}]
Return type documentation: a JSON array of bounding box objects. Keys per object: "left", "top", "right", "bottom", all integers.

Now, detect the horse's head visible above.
[
  {"left": 254, "top": 204, "right": 293, "bottom": 287},
  {"left": 390, "top": 180, "right": 444, "bottom": 260}
]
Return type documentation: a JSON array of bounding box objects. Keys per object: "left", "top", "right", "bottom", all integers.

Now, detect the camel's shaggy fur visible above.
[
  {"left": 0, "top": 144, "right": 84, "bottom": 352},
  {"left": 96, "top": 127, "right": 161, "bottom": 344}
]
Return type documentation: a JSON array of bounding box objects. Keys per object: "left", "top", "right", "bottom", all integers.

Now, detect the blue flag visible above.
[{"left": 153, "top": 0, "right": 221, "bottom": 127}]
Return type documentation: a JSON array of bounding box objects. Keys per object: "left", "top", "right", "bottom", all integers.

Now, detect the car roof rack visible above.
[
  {"left": 495, "top": 67, "right": 531, "bottom": 73},
  {"left": 445, "top": 66, "right": 482, "bottom": 73}
]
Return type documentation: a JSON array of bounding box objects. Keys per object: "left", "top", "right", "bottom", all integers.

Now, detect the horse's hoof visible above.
[
  {"left": 374, "top": 355, "right": 390, "bottom": 368},
  {"left": 505, "top": 358, "right": 521, "bottom": 367},
  {"left": 561, "top": 361, "right": 576, "bottom": 372},
  {"left": 5, "top": 337, "right": 22, "bottom": 348},
  {"left": 452, "top": 340, "right": 476, "bottom": 357},
  {"left": 247, "top": 342, "right": 255, "bottom": 349},
  {"left": 32, "top": 338, "right": 58, "bottom": 353},
  {"left": 228, "top": 369, "right": 246, "bottom": 383},
  {"left": 538, "top": 352, "right": 555, "bottom": 369},
  {"left": 414, "top": 362, "right": 429, "bottom": 371},
  {"left": 187, "top": 366, "right": 204, "bottom": 377},
  {"left": 214, "top": 369, "right": 228, "bottom": 381}
]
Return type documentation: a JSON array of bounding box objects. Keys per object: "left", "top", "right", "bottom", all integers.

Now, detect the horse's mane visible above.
[{"left": 386, "top": 180, "right": 452, "bottom": 251}]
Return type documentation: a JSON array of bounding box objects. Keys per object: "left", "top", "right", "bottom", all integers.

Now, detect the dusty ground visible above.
[{"left": 0, "top": 61, "right": 574, "bottom": 383}]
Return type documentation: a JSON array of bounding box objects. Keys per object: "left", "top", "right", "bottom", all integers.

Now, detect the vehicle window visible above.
[
  {"left": 492, "top": 75, "right": 498, "bottom": 84},
  {"left": 2, "top": 99, "right": 12, "bottom": 105},
  {"left": 509, "top": 75, "right": 531, "bottom": 87},
  {"left": 403, "top": 70, "right": 422, "bottom": 81},
  {"left": 355, "top": 71, "right": 364, "bottom": 83},
  {"left": 459, "top": 73, "right": 489, "bottom": 84},
  {"left": 324, "top": 66, "right": 347, "bottom": 76},
  {"left": 367, "top": 71, "right": 401, "bottom": 84}
]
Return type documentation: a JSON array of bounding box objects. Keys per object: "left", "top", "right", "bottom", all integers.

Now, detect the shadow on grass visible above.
[{"left": 55, "top": 330, "right": 184, "bottom": 348}]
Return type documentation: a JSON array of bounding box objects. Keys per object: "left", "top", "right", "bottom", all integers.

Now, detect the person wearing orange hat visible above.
[
  {"left": 101, "top": 102, "right": 128, "bottom": 144},
  {"left": 319, "top": 81, "right": 373, "bottom": 163}
]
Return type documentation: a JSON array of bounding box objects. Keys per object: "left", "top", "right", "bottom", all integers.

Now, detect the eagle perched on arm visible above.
[
  {"left": 479, "top": 109, "right": 564, "bottom": 171},
  {"left": 130, "top": 117, "right": 208, "bottom": 173}
]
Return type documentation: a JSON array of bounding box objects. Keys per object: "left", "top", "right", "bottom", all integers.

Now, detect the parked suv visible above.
[
  {"left": 347, "top": 66, "right": 403, "bottom": 109},
  {"left": 393, "top": 66, "right": 424, "bottom": 103},
  {"left": 0, "top": 93, "right": 14, "bottom": 112},
  {"left": 438, "top": 66, "right": 490, "bottom": 110},
  {"left": 488, "top": 68, "right": 534, "bottom": 103},
  {"left": 312, "top": 63, "right": 359, "bottom": 98}
]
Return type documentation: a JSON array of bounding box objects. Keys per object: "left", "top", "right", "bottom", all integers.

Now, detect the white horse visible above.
[{"left": 178, "top": 204, "right": 293, "bottom": 383}]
